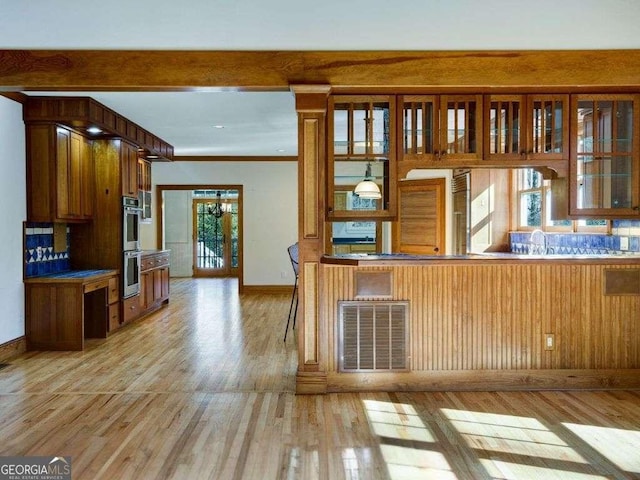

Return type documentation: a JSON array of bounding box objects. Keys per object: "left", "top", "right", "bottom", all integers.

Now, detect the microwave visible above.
[{"left": 123, "top": 197, "right": 142, "bottom": 252}]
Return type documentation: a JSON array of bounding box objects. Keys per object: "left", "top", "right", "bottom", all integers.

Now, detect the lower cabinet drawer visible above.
[
  {"left": 123, "top": 295, "right": 140, "bottom": 323},
  {"left": 109, "top": 303, "right": 120, "bottom": 331}
]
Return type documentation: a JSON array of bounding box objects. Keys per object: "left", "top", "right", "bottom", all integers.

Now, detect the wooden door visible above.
[
  {"left": 193, "top": 196, "right": 240, "bottom": 277},
  {"left": 393, "top": 178, "right": 446, "bottom": 255}
]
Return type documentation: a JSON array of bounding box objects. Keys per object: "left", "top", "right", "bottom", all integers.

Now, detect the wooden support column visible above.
[{"left": 291, "top": 85, "right": 330, "bottom": 394}]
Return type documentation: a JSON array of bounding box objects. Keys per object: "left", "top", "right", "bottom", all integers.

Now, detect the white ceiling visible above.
[{"left": 5, "top": 0, "right": 640, "bottom": 156}]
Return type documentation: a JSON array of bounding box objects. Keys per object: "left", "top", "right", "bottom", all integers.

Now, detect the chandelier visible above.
[{"left": 207, "top": 191, "right": 232, "bottom": 218}]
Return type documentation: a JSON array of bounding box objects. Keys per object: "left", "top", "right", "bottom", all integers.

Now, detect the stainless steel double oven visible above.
[{"left": 122, "top": 197, "right": 142, "bottom": 298}]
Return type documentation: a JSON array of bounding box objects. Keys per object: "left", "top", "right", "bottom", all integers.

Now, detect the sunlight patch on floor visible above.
[
  {"left": 363, "top": 399, "right": 455, "bottom": 479},
  {"left": 562, "top": 423, "right": 640, "bottom": 474},
  {"left": 441, "top": 408, "right": 587, "bottom": 464},
  {"left": 480, "top": 459, "right": 608, "bottom": 480},
  {"left": 363, "top": 399, "right": 436, "bottom": 443}
]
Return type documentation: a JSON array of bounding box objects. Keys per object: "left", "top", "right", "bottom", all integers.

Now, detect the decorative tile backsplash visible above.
[
  {"left": 510, "top": 220, "right": 640, "bottom": 255},
  {"left": 24, "top": 222, "right": 70, "bottom": 277}
]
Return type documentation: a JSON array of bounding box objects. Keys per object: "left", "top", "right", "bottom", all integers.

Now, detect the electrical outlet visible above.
[
  {"left": 280, "top": 271, "right": 288, "bottom": 278},
  {"left": 620, "top": 236, "right": 629, "bottom": 251},
  {"left": 544, "top": 333, "right": 555, "bottom": 351}
]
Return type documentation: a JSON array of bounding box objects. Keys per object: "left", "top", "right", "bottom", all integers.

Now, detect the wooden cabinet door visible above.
[
  {"left": 393, "top": 178, "right": 446, "bottom": 255},
  {"left": 121, "top": 140, "right": 139, "bottom": 197},
  {"left": 140, "top": 270, "right": 154, "bottom": 311},
  {"left": 55, "top": 126, "right": 75, "bottom": 219},
  {"left": 78, "top": 132, "right": 94, "bottom": 219},
  {"left": 570, "top": 94, "right": 640, "bottom": 217},
  {"left": 328, "top": 95, "right": 397, "bottom": 220},
  {"left": 527, "top": 94, "right": 569, "bottom": 161},
  {"left": 153, "top": 268, "right": 163, "bottom": 302},
  {"left": 160, "top": 267, "right": 170, "bottom": 301},
  {"left": 484, "top": 95, "right": 525, "bottom": 161},
  {"left": 27, "top": 124, "right": 94, "bottom": 222},
  {"left": 439, "top": 95, "right": 483, "bottom": 162}
]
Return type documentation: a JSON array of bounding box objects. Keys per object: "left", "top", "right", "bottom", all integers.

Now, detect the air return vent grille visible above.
[{"left": 338, "top": 301, "right": 409, "bottom": 372}]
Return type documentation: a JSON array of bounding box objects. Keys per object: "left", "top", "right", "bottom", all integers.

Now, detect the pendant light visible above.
[{"left": 354, "top": 162, "right": 382, "bottom": 199}]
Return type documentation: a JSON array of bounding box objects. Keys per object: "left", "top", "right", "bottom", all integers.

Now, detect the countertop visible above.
[
  {"left": 24, "top": 269, "right": 118, "bottom": 284},
  {"left": 140, "top": 249, "right": 171, "bottom": 256},
  {"left": 321, "top": 253, "right": 640, "bottom": 266}
]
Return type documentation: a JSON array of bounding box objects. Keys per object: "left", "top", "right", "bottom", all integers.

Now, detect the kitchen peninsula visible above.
[
  {"left": 292, "top": 85, "right": 640, "bottom": 394},
  {"left": 319, "top": 253, "right": 640, "bottom": 392}
]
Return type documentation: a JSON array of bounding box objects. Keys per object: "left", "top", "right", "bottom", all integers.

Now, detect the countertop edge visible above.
[
  {"left": 24, "top": 269, "right": 119, "bottom": 284},
  {"left": 321, "top": 254, "right": 640, "bottom": 266}
]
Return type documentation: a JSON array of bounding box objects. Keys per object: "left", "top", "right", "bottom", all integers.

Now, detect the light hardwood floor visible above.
[{"left": 1, "top": 278, "right": 639, "bottom": 479}]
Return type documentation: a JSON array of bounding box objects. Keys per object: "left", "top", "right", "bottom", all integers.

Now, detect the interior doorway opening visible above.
[
  {"left": 193, "top": 189, "right": 240, "bottom": 277},
  {"left": 157, "top": 184, "right": 244, "bottom": 292}
]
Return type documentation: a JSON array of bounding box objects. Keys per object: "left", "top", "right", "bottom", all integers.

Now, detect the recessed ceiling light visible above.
[
  {"left": 87, "top": 126, "right": 103, "bottom": 135},
  {"left": 213, "top": 125, "right": 225, "bottom": 129}
]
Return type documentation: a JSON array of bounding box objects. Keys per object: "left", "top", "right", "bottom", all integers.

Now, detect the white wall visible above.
[
  {"left": 143, "top": 161, "right": 298, "bottom": 286},
  {"left": 0, "top": 96, "right": 26, "bottom": 344},
  {"left": 162, "top": 190, "right": 194, "bottom": 277}
]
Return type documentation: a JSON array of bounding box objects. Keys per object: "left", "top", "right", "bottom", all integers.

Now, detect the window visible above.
[{"left": 515, "top": 169, "right": 609, "bottom": 232}]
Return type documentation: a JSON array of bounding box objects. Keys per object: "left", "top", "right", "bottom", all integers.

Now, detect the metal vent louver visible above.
[{"left": 339, "top": 301, "right": 409, "bottom": 372}]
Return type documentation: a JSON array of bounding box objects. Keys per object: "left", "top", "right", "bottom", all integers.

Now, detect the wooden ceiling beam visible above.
[{"left": 1, "top": 50, "right": 640, "bottom": 91}]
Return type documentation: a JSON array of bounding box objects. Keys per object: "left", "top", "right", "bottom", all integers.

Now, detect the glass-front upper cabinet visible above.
[
  {"left": 399, "top": 95, "right": 482, "bottom": 174},
  {"left": 328, "top": 95, "right": 396, "bottom": 219},
  {"left": 570, "top": 94, "right": 640, "bottom": 217},
  {"left": 484, "top": 94, "right": 568, "bottom": 163}
]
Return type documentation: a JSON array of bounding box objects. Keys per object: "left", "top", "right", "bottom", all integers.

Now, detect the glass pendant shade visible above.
[
  {"left": 354, "top": 179, "right": 382, "bottom": 199},
  {"left": 354, "top": 161, "right": 382, "bottom": 199}
]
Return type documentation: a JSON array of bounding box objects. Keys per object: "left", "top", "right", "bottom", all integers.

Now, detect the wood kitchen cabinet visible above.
[
  {"left": 398, "top": 94, "right": 483, "bottom": 175},
  {"left": 121, "top": 139, "right": 139, "bottom": 198},
  {"left": 24, "top": 270, "right": 119, "bottom": 351},
  {"left": 569, "top": 94, "right": 640, "bottom": 217},
  {"left": 26, "top": 124, "right": 94, "bottom": 222},
  {"left": 484, "top": 94, "right": 569, "bottom": 165},
  {"left": 139, "top": 250, "right": 170, "bottom": 317},
  {"left": 328, "top": 95, "right": 396, "bottom": 220},
  {"left": 138, "top": 158, "right": 152, "bottom": 222}
]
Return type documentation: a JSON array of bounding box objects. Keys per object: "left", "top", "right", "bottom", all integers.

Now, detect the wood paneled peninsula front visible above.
[{"left": 317, "top": 254, "right": 640, "bottom": 392}]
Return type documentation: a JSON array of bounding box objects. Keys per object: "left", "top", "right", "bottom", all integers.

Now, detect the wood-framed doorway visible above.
[
  {"left": 156, "top": 184, "right": 244, "bottom": 292},
  {"left": 192, "top": 190, "right": 240, "bottom": 278}
]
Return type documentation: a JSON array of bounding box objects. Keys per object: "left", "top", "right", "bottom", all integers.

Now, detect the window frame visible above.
[{"left": 513, "top": 168, "right": 610, "bottom": 234}]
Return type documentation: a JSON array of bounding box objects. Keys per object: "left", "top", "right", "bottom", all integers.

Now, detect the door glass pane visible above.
[
  {"left": 445, "top": 100, "right": 477, "bottom": 154},
  {"left": 489, "top": 100, "right": 520, "bottom": 155},
  {"left": 532, "top": 99, "right": 564, "bottom": 154},
  {"left": 371, "top": 102, "right": 390, "bottom": 155},
  {"left": 352, "top": 103, "right": 368, "bottom": 155},
  {"left": 576, "top": 99, "right": 634, "bottom": 210},
  {"left": 403, "top": 100, "right": 435, "bottom": 155},
  {"left": 196, "top": 202, "right": 224, "bottom": 269},
  {"left": 333, "top": 107, "right": 349, "bottom": 155},
  {"left": 230, "top": 202, "right": 239, "bottom": 268}
]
